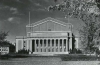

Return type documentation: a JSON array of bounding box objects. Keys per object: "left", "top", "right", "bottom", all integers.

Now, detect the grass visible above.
[
  {"left": 61, "top": 54, "right": 100, "bottom": 61},
  {"left": 0, "top": 54, "right": 100, "bottom": 61}
]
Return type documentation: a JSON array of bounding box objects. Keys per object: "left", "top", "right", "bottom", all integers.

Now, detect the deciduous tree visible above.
[{"left": 48, "top": 0, "right": 100, "bottom": 52}]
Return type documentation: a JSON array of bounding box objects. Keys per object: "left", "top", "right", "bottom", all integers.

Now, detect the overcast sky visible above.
[{"left": 0, "top": 0, "right": 84, "bottom": 44}]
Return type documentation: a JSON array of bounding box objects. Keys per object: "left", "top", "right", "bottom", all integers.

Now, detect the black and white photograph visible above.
[{"left": 0, "top": 0, "right": 100, "bottom": 65}]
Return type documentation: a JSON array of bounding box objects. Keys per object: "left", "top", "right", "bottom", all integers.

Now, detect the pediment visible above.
[
  {"left": 26, "top": 17, "right": 72, "bottom": 27},
  {"left": 26, "top": 17, "right": 73, "bottom": 31}
]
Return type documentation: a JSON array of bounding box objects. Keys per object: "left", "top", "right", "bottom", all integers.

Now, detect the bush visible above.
[
  {"left": 61, "top": 55, "right": 100, "bottom": 61},
  {"left": 96, "top": 49, "right": 100, "bottom": 55},
  {"left": 17, "top": 49, "right": 29, "bottom": 54},
  {"left": 69, "top": 48, "right": 82, "bottom": 54}
]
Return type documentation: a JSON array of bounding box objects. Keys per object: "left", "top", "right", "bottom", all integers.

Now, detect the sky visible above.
[{"left": 0, "top": 0, "right": 86, "bottom": 44}]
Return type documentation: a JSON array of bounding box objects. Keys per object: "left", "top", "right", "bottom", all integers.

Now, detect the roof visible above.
[
  {"left": 16, "top": 36, "right": 27, "bottom": 39},
  {"left": 26, "top": 17, "right": 73, "bottom": 27}
]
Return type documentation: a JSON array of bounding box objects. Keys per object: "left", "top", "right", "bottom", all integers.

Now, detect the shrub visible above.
[
  {"left": 69, "top": 48, "right": 82, "bottom": 54},
  {"left": 17, "top": 49, "right": 29, "bottom": 54},
  {"left": 96, "top": 49, "right": 100, "bottom": 55}
]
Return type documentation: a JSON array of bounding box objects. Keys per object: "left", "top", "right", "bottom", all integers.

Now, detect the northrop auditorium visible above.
[{"left": 15, "top": 17, "right": 79, "bottom": 55}]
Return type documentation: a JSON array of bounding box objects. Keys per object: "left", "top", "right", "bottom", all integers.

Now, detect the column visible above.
[
  {"left": 69, "top": 32, "right": 72, "bottom": 50},
  {"left": 58, "top": 39, "right": 60, "bottom": 52},
  {"left": 27, "top": 40, "right": 29, "bottom": 50},
  {"left": 66, "top": 39, "right": 68, "bottom": 52},
  {"left": 62, "top": 39, "right": 64, "bottom": 52},
  {"left": 16, "top": 39, "right": 18, "bottom": 52},
  {"left": 38, "top": 39, "right": 40, "bottom": 52},
  {"left": 28, "top": 40, "right": 30, "bottom": 51},
  {"left": 44, "top": 39, "right": 46, "bottom": 52},
  {"left": 46, "top": 39, "right": 48, "bottom": 52},
  {"left": 27, "top": 39, "right": 30, "bottom": 51},
  {"left": 40, "top": 39, "right": 42, "bottom": 52},
  {"left": 54, "top": 39, "right": 56, "bottom": 52},
  {"left": 30, "top": 40, "right": 32, "bottom": 52},
  {"left": 42, "top": 39, "right": 44, "bottom": 52},
  {"left": 35, "top": 39, "right": 36, "bottom": 52},
  {"left": 50, "top": 39, "right": 52, "bottom": 52},
  {"left": 21, "top": 40, "right": 24, "bottom": 50},
  {"left": 68, "top": 38, "right": 69, "bottom": 51}
]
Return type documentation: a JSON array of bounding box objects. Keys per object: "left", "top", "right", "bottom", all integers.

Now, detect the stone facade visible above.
[{"left": 15, "top": 17, "right": 79, "bottom": 55}]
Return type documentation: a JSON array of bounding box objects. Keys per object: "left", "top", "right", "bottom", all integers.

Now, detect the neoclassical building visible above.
[{"left": 15, "top": 17, "right": 79, "bottom": 55}]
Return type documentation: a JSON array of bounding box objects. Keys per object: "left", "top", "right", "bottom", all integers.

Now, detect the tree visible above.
[
  {"left": 48, "top": 0, "right": 100, "bottom": 17},
  {"left": 0, "top": 31, "right": 15, "bottom": 53},
  {"left": 79, "top": 14, "right": 99, "bottom": 53},
  {"left": 0, "top": 31, "right": 8, "bottom": 41},
  {"left": 96, "top": 0, "right": 100, "bottom": 9},
  {"left": 48, "top": 0, "right": 100, "bottom": 53}
]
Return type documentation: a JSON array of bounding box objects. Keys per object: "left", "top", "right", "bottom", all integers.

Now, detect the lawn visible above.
[
  {"left": 0, "top": 54, "right": 100, "bottom": 61},
  {"left": 60, "top": 54, "right": 100, "bottom": 61}
]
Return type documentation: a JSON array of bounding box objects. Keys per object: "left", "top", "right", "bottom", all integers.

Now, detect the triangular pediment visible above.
[
  {"left": 26, "top": 17, "right": 72, "bottom": 27},
  {"left": 26, "top": 17, "right": 73, "bottom": 31}
]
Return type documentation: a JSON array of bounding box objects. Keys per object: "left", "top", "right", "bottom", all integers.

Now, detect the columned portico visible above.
[{"left": 27, "top": 37, "right": 69, "bottom": 54}]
